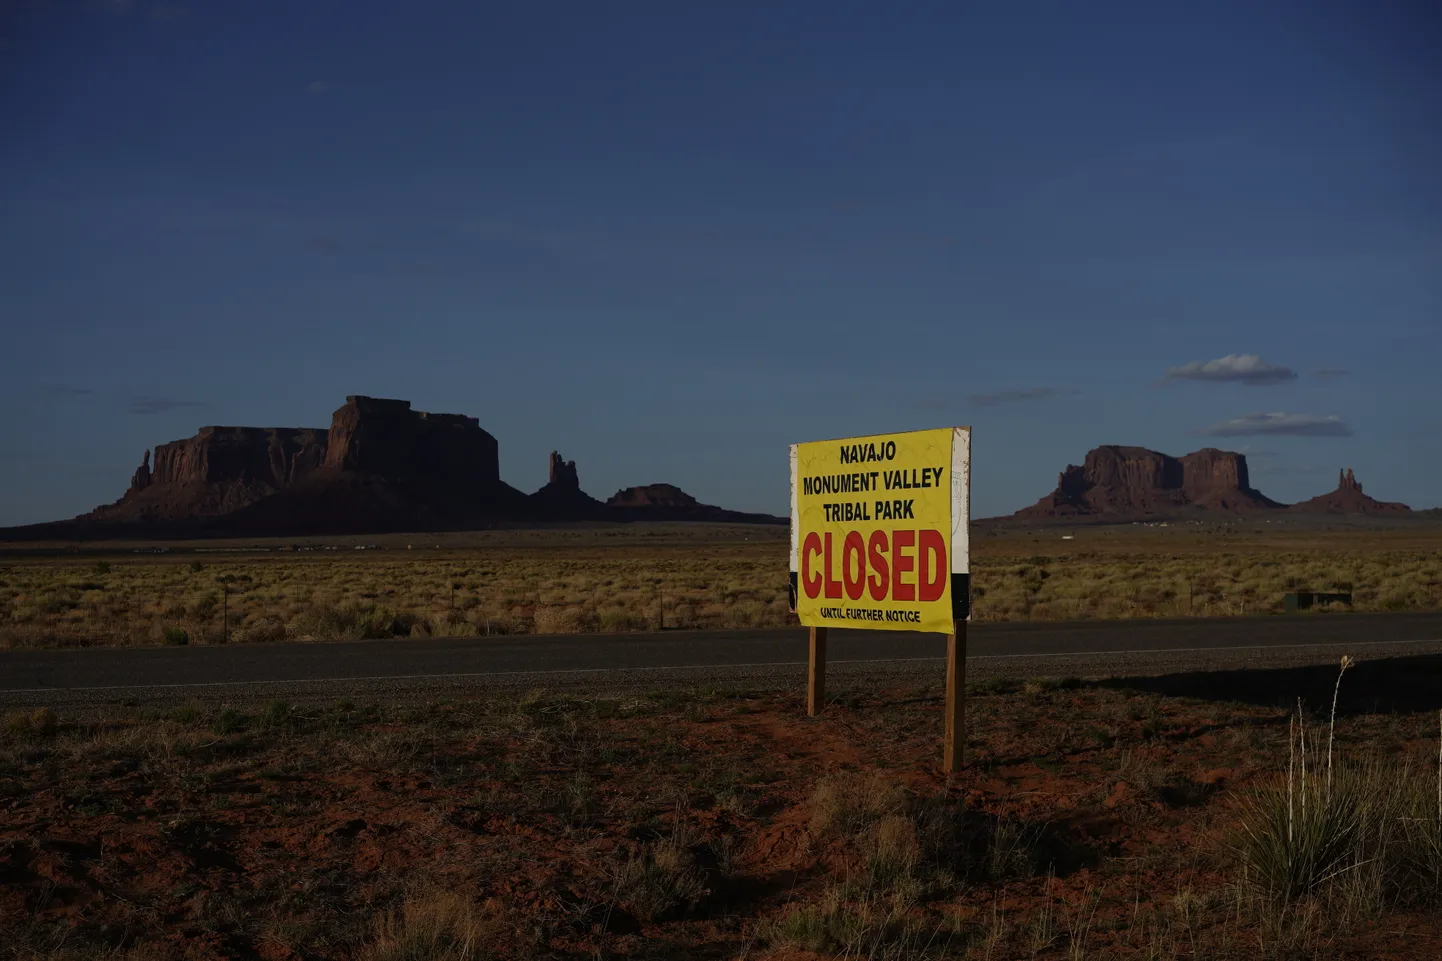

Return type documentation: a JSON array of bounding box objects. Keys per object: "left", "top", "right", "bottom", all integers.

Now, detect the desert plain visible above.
[{"left": 2, "top": 518, "right": 1441, "bottom": 960}]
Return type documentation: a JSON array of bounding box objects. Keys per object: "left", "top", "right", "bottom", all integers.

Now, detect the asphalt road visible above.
[{"left": 2, "top": 612, "right": 1441, "bottom": 707}]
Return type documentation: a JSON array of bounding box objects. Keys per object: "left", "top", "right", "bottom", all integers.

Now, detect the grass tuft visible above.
[
  {"left": 810, "top": 773, "right": 906, "bottom": 838},
  {"left": 612, "top": 840, "right": 709, "bottom": 922},
  {"left": 361, "top": 888, "right": 502, "bottom": 961}
]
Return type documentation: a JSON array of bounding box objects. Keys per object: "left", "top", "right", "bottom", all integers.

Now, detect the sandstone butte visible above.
[
  {"left": 1014, "top": 445, "right": 1412, "bottom": 519},
  {"left": 5, "top": 407, "right": 1420, "bottom": 539},
  {"left": 65, "top": 396, "right": 783, "bottom": 536},
  {"left": 1288, "top": 468, "right": 1412, "bottom": 515}
]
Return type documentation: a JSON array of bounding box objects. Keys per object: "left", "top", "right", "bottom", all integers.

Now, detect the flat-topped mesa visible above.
[
  {"left": 56, "top": 394, "right": 785, "bottom": 536},
  {"left": 1179, "top": 447, "right": 1273, "bottom": 510},
  {"left": 90, "top": 426, "right": 330, "bottom": 521},
  {"left": 1016, "top": 445, "right": 1279, "bottom": 518},
  {"left": 1290, "top": 468, "right": 1411, "bottom": 514},
  {"left": 605, "top": 482, "right": 784, "bottom": 524},
  {"left": 1180, "top": 448, "right": 1247, "bottom": 497},
  {"left": 324, "top": 395, "right": 499, "bottom": 485},
  {"left": 152, "top": 427, "right": 330, "bottom": 488},
  {"left": 607, "top": 484, "right": 699, "bottom": 509}
]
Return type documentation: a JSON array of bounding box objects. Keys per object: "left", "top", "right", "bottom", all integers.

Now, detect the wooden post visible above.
[
  {"left": 808, "top": 626, "right": 828, "bottom": 717},
  {"left": 944, "top": 619, "right": 967, "bottom": 772}
]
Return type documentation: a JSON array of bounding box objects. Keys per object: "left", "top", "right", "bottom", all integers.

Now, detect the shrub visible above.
[
  {"left": 764, "top": 888, "right": 866, "bottom": 954},
  {"left": 33, "top": 591, "right": 78, "bottom": 614},
  {"left": 162, "top": 626, "right": 190, "bottom": 646},
  {"left": 532, "top": 605, "right": 589, "bottom": 635},
  {"left": 289, "top": 605, "right": 360, "bottom": 642},
  {"left": 167, "top": 705, "right": 201, "bottom": 724},
  {"left": 235, "top": 616, "right": 287, "bottom": 644},
  {"left": 428, "top": 611, "right": 471, "bottom": 638},
  {"left": 362, "top": 889, "right": 503, "bottom": 961},
  {"left": 261, "top": 700, "right": 292, "bottom": 731},
  {"left": 356, "top": 604, "right": 416, "bottom": 638},
  {"left": 810, "top": 774, "right": 906, "bottom": 838},
  {"left": 1402, "top": 776, "right": 1442, "bottom": 896},
  {"left": 808, "top": 774, "right": 1063, "bottom": 892},
  {"left": 291, "top": 603, "right": 415, "bottom": 641},
  {"left": 2, "top": 707, "right": 58, "bottom": 738},
  {"left": 612, "top": 841, "right": 709, "bottom": 921},
  {"left": 597, "top": 608, "right": 649, "bottom": 633},
  {"left": 211, "top": 708, "right": 244, "bottom": 736},
  {"left": 864, "top": 814, "right": 922, "bottom": 888},
  {"left": 721, "top": 599, "right": 768, "bottom": 628},
  {"left": 907, "top": 794, "right": 1057, "bottom": 883},
  {"left": 762, "top": 886, "right": 936, "bottom": 956},
  {"left": 28, "top": 707, "right": 57, "bottom": 736}
]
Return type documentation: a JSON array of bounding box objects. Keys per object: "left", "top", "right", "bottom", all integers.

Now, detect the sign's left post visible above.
[{"left": 808, "top": 626, "right": 827, "bottom": 716}]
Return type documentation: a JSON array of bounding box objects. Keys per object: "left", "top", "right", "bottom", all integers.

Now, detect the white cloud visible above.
[
  {"left": 1196, "top": 412, "right": 1352, "bottom": 437},
  {"left": 1164, "top": 354, "right": 1297, "bottom": 385}
]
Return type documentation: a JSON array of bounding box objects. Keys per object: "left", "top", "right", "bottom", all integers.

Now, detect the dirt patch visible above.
[{"left": 2, "top": 674, "right": 1440, "bottom": 959}]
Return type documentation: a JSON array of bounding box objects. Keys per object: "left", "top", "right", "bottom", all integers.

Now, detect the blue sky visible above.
[{"left": 2, "top": 0, "right": 1439, "bottom": 525}]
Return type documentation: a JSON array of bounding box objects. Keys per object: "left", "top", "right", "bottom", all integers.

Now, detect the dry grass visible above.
[
  {"left": 612, "top": 839, "right": 710, "bottom": 922},
  {"left": 811, "top": 773, "right": 907, "bottom": 837},
  {"left": 2, "top": 525, "right": 1438, "bottom": 648},
  {"left": 3, "top": 662, "right": 1442, "bottom": 959},
  {"left": 361, "top": 888, "right": 507, "bottom": 961}
]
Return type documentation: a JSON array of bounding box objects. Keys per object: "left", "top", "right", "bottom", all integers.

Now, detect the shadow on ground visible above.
[{"left": 1094, "top": 653, "right": 1442, "bottom": 717}]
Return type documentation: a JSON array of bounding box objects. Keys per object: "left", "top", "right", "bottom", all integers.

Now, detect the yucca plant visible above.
[
  {"left": 1232, "top": 657, "right": 1430, "bottom": 917},
  {"left": 1399, "top": 710, "right": 1442, "bottom": 899}
]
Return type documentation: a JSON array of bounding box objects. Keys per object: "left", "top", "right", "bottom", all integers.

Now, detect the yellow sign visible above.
[{"left": 789, "top": 427, "right": 970, "bottom": 634}]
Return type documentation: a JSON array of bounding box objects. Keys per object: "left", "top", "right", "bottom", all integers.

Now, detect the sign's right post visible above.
[
  {"left": 946, "top": 425, "right": 971, "bottom": 771},
  {"left": 944, "top": 618, "right": 966, "bottom": 772}
]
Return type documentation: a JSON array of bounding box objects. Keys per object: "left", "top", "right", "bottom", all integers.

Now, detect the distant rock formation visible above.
[
  {"left": 323, "top": 396, "right": 500, "bottom": 486},
  {"left": 549, "top": 452, "right": 579, "bottom": 490},
  {"left": 88, "top": 426, "right": 331, "bottom": 523},
  {"left": 1289, "top": 469, "right": 1411, "bottom": 515},
  {"left": 131, "top": 449, "right": 151, "bottom": 492},
  {"left": 606, "top": 483, "right": 783, "bottom": 524},
  {"left": 608, "top": 484, "right": 699, "bottom": 510},
  {"left": 528, "top": 451, "right": 606, "bottom": 519},
  {"left": 77, "top": 396, "right": 526, "bottom": 533},
  {"left": 24, "top": 396, "right": 783, "bottom": 538},
  {"left": 1015, "top": 445, "right": 1281, "bottom": 518}
]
